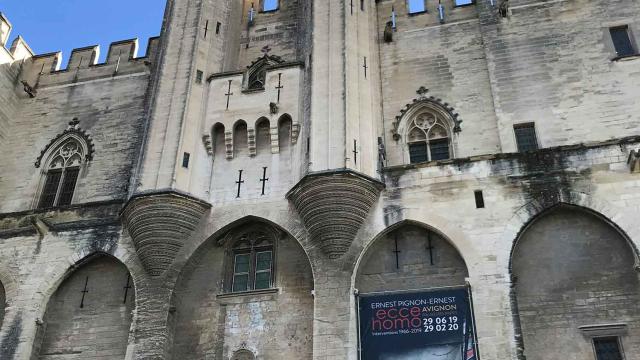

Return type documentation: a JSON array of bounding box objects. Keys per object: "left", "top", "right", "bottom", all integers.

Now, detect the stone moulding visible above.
[
  {"left": 121, "top": 191, "right": 210, "bottom": 277},
  {"left": 287, "top": 169, "right": 384, "bottom": 259}
]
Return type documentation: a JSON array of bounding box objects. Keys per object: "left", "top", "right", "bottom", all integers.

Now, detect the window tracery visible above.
[
  {"left": 38, "top": 137, "right": 85, "bottom": 208},
  {"left": 406, "top": 111, "right": 452, "bottom": 163}
]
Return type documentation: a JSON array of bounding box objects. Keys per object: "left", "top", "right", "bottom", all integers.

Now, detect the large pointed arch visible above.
[
  {"left": 354, "top": 220, "right": 469, "bottom": 294},
  {"left": 509, "top": 204, "right": 640, "bottom": 360},
  {"left": 33, "top": 253, "right": 135, "bottom": 359},
  {"left": 169, "top": 216, "right": 314, "bottom": 359}
]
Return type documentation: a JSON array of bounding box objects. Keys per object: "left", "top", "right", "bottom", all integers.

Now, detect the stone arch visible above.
[
  {"left": 33, "top": 252, "right": 136, "bottom": 359},
  {"left": 169, "top": 216, "right": 314, "bottom": 359},
  {"left": 278, "top": 114, "right": 292, "bottom": 151},
  {"left": 233, "top": 120, "right": 248, "bottom": 157},
  {"left": 509, "top": 204, "right": 640, "bottom": 360},
  {"left": 355, "top": 220, "right": 469, "bottom": 294},
  {"left": 212, "top": 122, "right": 226, "bottom": 159},
  {"left": 255, "top": 117, "right": 271, "bottom": 154},
  {"left": 498, "top": 190, "right": 640, "bottom": 272},
  {"left": 232, "top": 348, "right": 256, "bottom": 360}
]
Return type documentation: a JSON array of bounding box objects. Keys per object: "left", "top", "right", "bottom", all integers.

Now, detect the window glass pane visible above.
[
  {"left": 455, "top": 0, "right": 474, "bottom": 5},
  {"left": 256, "top": 251, "right": 272, "bottom": 271},
  {"left": 254, "top": 271, "right": 271, "bottom": 290},
  {"left": 514, "top": 124, "right": 539, "bottom": 152},
  {"left": 233, "top": 274, "right": 249, "bottom": 292},
  {"left": 234, "top": 254, "right": 250, "bottom": 273},
  {"left": 429, "top": 138, "right": 450, "bottom": 161},
  {"left": 408, "top": 0, "right": 426, "bottom": 13},
  {"left": 38, "top": 170, "right": 63, "bottom": 208},
  {"left": 594, "top": 337, "right": 623, "bottom": 360},
  {"left": 610, "top": 27, "right": 635, "bottom": 57},
  {"left": 263, "top": 0, "right": 278, "bottom": 11},
  {"left": 409, "top": 143, "right": 428, "bottom": 163},
  {"left": 57, "top": 168, "right": 79, "bottom": 206}
]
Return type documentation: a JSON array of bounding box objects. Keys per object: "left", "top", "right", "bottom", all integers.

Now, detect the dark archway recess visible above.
[
  {"left": 356, "top": 223, "right": 468, "bottom": 294},
  {"left": 35, "top": 255, "right": 135, "bottom": 360},
  {"left": 512, "top": 207, "right": 640, "bottom": 360}
]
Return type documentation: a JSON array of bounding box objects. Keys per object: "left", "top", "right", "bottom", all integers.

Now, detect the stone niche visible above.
[
  {"left": 121, "top": 192, "right": 210, "bottom": 277},
  {"left": 287, "top": 169, "right": 384, "bottom": 258}
]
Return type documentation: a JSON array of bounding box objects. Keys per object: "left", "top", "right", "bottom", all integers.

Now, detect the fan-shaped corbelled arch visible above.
[
  {"left": 510, "top": 204, "right": 640, "bottom": 360},
  {"left": 169, "top": 216, "right": 314, "bottom": 359},
  {"left": 355, "top": 220, "right": 469, "bottom": 294}
]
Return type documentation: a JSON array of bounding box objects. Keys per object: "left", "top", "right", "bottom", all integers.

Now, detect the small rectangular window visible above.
[
  {"left": 514, "top": 123, "right": 539, "bottom": 152},
  {"left": 455, "top": 0, "right": 474, "bottom": 6},
  {"left": 474, "top": 190, "right": 485, "bottom": 209},
  {"left": 263, "top": 0, "right": 279, "bottom": 12},
  {"left": 182, "top": 152, "right": 190, "bottom": 168},
  {"left": 429, "top": 138, "right": 450, "bottom": 161},
  {"left": 407, "top": 0, "right": 427, "bottom": 14},
  {"left": 610, "top": 26, "right": 636, "bottom": 58},
  {"left": 361, "top": 0, "right": 365, "bottom": 11},
  {"left": 593, "top": 337, "right": 624, "bottom": 360},
  {"left": 409, "top": 142, "right": 428, "bottom": 163},
  {"left": 216, "top": 22, "right": 221, "bottom": 35},
  {"left": 195, "top": 70, "right": 203, "bottom": 84}
]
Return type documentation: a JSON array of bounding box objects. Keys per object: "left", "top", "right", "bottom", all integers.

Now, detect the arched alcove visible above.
[
  {"left": 212, "top": 122, "right": 226, "bottom": 159},
  {"left": 35, "top": 254, "right": 135, "bottom": 359},
  {"left": 170, "top": 218, "right": 314, "bottom": 359},
  {"left": 278, "top": 114, "right": 292, "bottom": 152},
  {"left": 255, "top": 117, "right": 271, "bottom": 154},
  {"left": 512, "top": 206, "right": 640, "bottom": 360},
  {"left": 356, "top": 224, "right": 468, "bottom": 294},
  {"left": 233, "top": 120, "right": 248, "bottom": 157}
]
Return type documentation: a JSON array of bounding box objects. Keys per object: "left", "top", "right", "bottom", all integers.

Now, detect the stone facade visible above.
[{"left": 0, "top": 0, "right": 639, "bottom": 359}]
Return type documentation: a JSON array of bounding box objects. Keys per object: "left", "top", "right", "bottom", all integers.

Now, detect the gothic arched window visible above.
[
  {"left": 228, "top": 230, "right": 274, "bottom": 293},
  {"left": 406, "top": 111, "right": 452, "bottom": 163},
  {"left": 38, "top": 137, "right": 86, "bottom": 208},
  {"left": 232, "top": 349, "right": 256, "bottom": 360}
]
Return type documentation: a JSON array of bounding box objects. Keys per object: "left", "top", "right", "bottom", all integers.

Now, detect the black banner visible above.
[{"left": 358, "top": 287, "right": 477, "bottom": 360}]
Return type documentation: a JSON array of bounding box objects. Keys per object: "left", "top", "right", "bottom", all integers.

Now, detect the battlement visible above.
[
  {"left": 0, "top": 12, "right": 159, "bottom": 89},
  {"left": 0, "top": 12, "right": 34, "bottom": 62},
  {"left": 21, "top": 37, "right": 159, "bottom": 89}
]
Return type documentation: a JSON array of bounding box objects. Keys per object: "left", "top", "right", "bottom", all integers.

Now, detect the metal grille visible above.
[
  {"left": 514, "top": 124, "right": 539, "bottom": 152},
  {"left": 38, "top": 170, "right": 62, "bottom": 209},
  {"left": 409, "top": 142, "right": 428, "bottom": 163},
  {"left": 610, "top": 26, "right": 635, "bottom": 57},
  {"left": 57, "top": 168, "right": 79, "bottom": 206},
  {"left": 594, "top": 337, "right": 623, "bottom": 360},
  {"left": 429, "top": 138, "right": 450, "bottom": 161}
]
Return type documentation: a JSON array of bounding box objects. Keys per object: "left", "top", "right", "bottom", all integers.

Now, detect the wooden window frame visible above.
[{"left": 227, "top": 231, "right": 276, "bottom": 294}]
